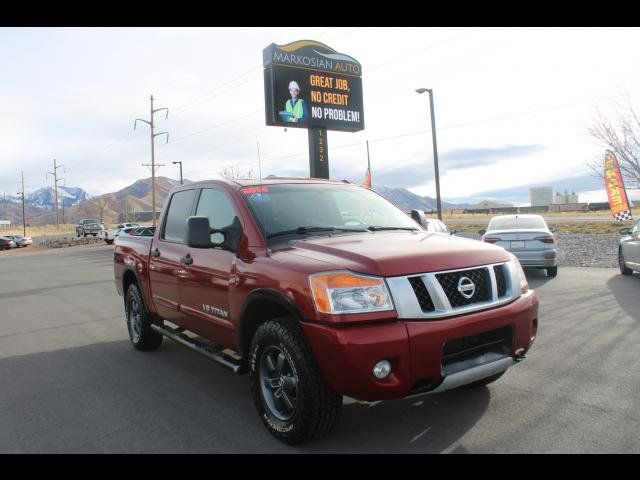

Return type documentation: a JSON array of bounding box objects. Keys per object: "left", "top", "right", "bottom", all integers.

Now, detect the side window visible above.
[
  {"left": 162, "top": 189, "right": 197, "bottom": 243},
  {"left": 633, "top": 221, "right": 640, "bottom": 235},
  {"left": 195, "top": 188, "right": 238, "bottom": 244}
]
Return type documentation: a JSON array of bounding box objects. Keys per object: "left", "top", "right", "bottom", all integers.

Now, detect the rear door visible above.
[
  {"left": 179, "top": 187, "right": 240, "bottom": 347},
  {"left": 148, "top": 188, "right": 198, "bottom": 324}
]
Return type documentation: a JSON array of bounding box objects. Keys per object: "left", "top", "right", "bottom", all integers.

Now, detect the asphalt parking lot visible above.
[{"left": 1, "top": 245, "right": 639, "bottom": 453}]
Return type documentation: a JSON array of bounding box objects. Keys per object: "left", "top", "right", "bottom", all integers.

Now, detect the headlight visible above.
[
  {"left": 309, "top": 271, "right": 394, "bottom": 314},
  {"left": 513, "top": 258, "right": 529, "bottom": 294}
]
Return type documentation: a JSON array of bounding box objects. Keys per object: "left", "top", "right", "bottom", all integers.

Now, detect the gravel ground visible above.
[{"left": 457, "top": 232, "right": 621, "bottom": 268}]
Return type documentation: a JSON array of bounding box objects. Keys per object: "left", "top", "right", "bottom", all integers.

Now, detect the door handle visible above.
[
  {"left": 180, "top": 254, "right": 193, "bottom": 265},
  {"left": 151, "top": 248, "right": 160, "bottom": 257}
]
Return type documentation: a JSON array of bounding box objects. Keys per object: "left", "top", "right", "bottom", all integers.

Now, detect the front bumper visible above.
[{"left": 302, "top": 290, "right": 538, "bottom": 401}]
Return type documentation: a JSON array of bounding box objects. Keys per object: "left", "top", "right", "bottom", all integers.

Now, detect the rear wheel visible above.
[
  {"left": 249, "top": 316, "right": 342, "bottom": 445},
  {"left": 619, "top": 248, "right": 633, "bottom": 275},
  {"left": 125, "top": 284, "right": 162, "bottom": 351},
  {"left": 546, "top": 266, "right": 558, "bottom": 277}
]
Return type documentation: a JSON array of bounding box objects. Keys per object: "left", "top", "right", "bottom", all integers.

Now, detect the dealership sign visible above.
[{"left": 263, "top": 40, "right": 364, "bottom": 132}]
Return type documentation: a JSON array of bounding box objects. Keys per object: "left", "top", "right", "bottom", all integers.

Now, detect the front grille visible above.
[
  {"left": 408, "top": 276, "right": 435, "bottom": 312},
  {"left": 436, "top": 267, "right": 491, "bottom": 307},
  {"left": 442, "top": 326, "right": 513, "bottom": 376},
  {"left": 494, "top": 265, "right": 507, "bottom": 297}
]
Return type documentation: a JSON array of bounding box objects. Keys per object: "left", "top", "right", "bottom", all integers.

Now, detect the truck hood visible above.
[{"left": 271, "top": 231, "right": 512, "bottom": 277}]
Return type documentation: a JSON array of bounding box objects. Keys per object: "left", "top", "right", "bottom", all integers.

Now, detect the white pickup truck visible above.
[{"left": 98, "top": 223, "right": 141, "bottom": 245}]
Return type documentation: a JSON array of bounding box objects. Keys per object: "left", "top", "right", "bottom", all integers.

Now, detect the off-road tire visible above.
[
  {"left": 249, "top": 316, "right": 342, "bottom": 445},
  {"left": 619, "top": 248, "right": 633, "bottom": 276},
  {"left": 546, "top": 266, "right": 558, "bottom": 277},
  {"left": 465, "top": 371, "right": 505, "bottom": 388},
  {"left": 125, "top": 283, "right": 162, "bottom": 351}
]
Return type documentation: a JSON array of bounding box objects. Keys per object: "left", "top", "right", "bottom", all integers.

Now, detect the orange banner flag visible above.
[{"left": 604, "top": 151, "right": 633, "bottom": 222}]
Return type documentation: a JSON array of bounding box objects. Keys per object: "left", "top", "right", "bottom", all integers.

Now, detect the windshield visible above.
[
  {"left": 488, "top": 215, "right": 547, "bottom": 230},
  {"left": 241, "top": 183, "right": 421, "bottom": 237}
]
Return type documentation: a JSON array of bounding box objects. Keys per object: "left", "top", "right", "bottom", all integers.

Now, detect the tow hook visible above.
[{"left": 514, "top": 348, "right": 527, "bottom": 362}]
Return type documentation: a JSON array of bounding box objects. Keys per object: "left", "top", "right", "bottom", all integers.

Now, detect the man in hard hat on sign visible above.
[{"left": 284, "top": 80, "right": 308, "bottom": 124}]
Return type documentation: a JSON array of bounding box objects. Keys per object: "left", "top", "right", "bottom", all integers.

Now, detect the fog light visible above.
[{"left": 373, "top": 360, "right": 392, "bottom": 379}]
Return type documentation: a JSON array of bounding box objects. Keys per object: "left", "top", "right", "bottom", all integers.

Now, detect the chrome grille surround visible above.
[{"left": 385, "top": 260, "right": 520, "bottom": 320}]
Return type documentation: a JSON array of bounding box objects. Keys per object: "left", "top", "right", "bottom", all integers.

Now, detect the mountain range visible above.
[{"left": 0, "top": 177, "right": 512, "bottom": 227}]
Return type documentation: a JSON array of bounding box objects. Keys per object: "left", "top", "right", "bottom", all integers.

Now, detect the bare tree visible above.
[
  {"left": 91, "top": 197, "right": 110, "bottom": 222},
  {"left": 586, "top": 96, "right": 640, "bottom": 188},
  {"left": 219, "top": 165, "right": 255, "bottom": 180}
]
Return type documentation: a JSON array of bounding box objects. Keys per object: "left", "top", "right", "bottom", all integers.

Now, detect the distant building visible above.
[
  {"left": 530, "top": 187, "right": 554, "bottom": 207},
  {"left": 554, "top": 190, "right": 579, "bottom": 204},
  {"left": 0, "top": 220, "right": 11, "bottom": 229}
]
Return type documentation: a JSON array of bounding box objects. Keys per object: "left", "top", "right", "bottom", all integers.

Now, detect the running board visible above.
[{"left": 150, "top": 324, "right": 244, "bottom": 373}]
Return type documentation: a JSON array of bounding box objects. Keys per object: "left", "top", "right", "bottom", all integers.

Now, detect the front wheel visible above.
[
  {"left": 249, "top": 317, "right": 342, "bottom": 445},
  {"left": 125, "top": 284, "right": 162, "bottom": 351},
  {"left": 619, "top": 248, "right": 633, "bottom": 275}
]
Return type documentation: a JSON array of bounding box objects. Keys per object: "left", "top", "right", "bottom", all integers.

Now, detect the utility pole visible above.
[
  {"left": 415, "top": 88, "right": 442, "bottom": 220},
  {"left": 172, "top": 161, "right": 183, "bottom": 185},
  {"left": 47, "top": 159, "right": 64, "bottom": 230},
  {"left": 135, "top": 95, "right": 169, "bottom": 227},
  {"left": 17, "top": 172, "right": 26, "bottom": 237}
]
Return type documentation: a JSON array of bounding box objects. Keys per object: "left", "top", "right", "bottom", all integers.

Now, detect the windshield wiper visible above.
[
  {"left": 366, "top": 226, "right": 418, "bottom": 232},
  {"left": 267, "top": 226, "right": 366, "bottom": 239}
]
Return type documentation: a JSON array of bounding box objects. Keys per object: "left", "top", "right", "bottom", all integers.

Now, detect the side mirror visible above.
[
  {"left": 410, "top": 209, "right": 428, "bottom": 228},
  {"left": 186, "top": 216, "right": 243, "bottom": 251},
  {"left": 214, "top": 216, "right": 243, "bottom": 252},
  {"left": 620, "top": 227, "right": 632, "bottom": 235},
  {"left": 186, "top": 216, "right": 213, "bottom": 248},
  {"left": 478, "top": 229, "right": 486, "bottom": 236}
]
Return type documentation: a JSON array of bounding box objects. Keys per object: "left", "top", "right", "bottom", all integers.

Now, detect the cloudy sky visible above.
[{"left": 1, "top": 27, "right": 639, "bottom": 205}]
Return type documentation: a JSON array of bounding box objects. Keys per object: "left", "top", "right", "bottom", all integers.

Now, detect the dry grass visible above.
[
  {"left": 429, "top": 208, "right": 640, "bottom": 221},
  {"left": 448, "top": 221, "right": 631, "bottom": 234},
  {"left": 1, "top": 224, "right": 76, "bottom": 237}
]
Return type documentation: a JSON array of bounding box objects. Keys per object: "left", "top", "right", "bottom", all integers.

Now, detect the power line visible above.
[
  {"left": 164, "top": 109, "right": 262, "bottom": 145},
  {"left": 365, "top": 28, "right": 480, "bottom": 73},
  {"left": 259, "top": 90, "right": 634, "bottom": 164},
  {"left": 171, "top": 67, "right": 262, "bottom": 117},
  {"left": 325, "top": 27, "right": 361, "bottom": 43}
]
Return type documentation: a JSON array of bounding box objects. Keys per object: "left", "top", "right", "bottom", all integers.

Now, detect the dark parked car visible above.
[
  {"left": 0, "top": 237, "right": 17, "bottom": 250},
  {"left": 76, "top": 218, "right": 105, "bottom": 237}
]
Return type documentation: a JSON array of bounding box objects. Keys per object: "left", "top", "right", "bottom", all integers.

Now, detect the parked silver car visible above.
[
  {"left": 480, "top": 214, "right": 558, "bottom": 277},
  {"left": 410, "top": 210, "right": 456, "bottom": 235},
  {"left": 4, "top": 234, "right": 33, "bottom": 247},
  {"left": 619, "top": 220, "right": 640, "bottom": 275}
]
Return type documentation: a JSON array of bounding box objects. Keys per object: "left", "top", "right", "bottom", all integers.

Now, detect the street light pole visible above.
[
  {"left": 416, "top": 88, "right": 442, "bottom": 220},
  {"left": 173, "top": 161, "right": 183, "bottom": 185}
]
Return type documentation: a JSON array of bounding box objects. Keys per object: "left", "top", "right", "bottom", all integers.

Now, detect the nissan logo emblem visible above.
[{"left": 457, "top": 276, "right": 476, "bottom": 299}]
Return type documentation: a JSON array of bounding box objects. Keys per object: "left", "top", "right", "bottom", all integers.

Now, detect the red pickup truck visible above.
[{"left": 114, "top": 178, "right": 538, "bottom": 444}]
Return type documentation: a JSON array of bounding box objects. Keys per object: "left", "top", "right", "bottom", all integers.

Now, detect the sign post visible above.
[
  {"left": 263, "top": 40, "right": 364, "bottom": 178},
  {"left": 308, "top": 128, "right": 329, "bottom": 178}
]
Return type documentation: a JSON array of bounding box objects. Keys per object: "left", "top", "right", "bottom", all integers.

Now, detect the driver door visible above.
[{"left": 179, "top": 187, "right": 240, "bottom": 348}]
